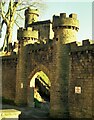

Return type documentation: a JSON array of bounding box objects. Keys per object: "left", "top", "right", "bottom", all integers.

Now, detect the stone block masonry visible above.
[
  {"left": 1, "top": 7, "right": 94, "bottom": 119},
  {"left": 0, "top": 109, "right": 21, "bottom": 120},
  {"left": 2, "top": 55, "right": 17, "bottom": 101},
  {"left": 68, "top": 40, "right": 94, "bottom": 118}
]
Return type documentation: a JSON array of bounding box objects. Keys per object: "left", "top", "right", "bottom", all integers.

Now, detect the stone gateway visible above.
[{"left": 1, "top": 8, "right": 94, "bottom": 118}]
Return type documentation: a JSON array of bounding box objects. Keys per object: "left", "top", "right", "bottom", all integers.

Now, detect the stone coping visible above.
[{"left": 0, "top": 109, "right": 21, "bottom": 119}]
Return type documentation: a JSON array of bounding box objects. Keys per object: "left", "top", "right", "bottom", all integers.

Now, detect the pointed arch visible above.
[
  {"left": 27, "top": 64, "right": 51, "bottom": 107},
  {"left": 28, "top": 64, "right": 52, "bottom": 86}
]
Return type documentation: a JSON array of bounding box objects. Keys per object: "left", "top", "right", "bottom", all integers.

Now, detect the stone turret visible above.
[
  {"left": 25, "top": 7, "right": 39, "bottom": 28},
  {"left": 52, "top": 13, "right": 79, "bottom": 44},
  {"left": 17, "top": 8, "right": 39, "bottom": 46},
  {"left": 17, "top": 27, "right": 38, "bottom": 46}
]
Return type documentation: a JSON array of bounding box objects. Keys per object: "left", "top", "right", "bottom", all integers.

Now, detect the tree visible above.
[{"left": 0, "top": 0, "right": 44, "bottom": 52}]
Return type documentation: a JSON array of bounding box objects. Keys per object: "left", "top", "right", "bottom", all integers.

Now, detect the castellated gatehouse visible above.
[{"left": 1, "top": 7, "right": 94, "bottom": 118}]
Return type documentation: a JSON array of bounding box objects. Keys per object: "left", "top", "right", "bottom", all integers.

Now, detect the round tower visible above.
[
  {"left": 17, "top": 27, "right": 38, "bottom": 46},
  {"left": 52, "top": 13, "right": 79, "bottom": 44},
  {"left": 25, "top": 7, "right": 39, "bottom": 28},
  {"left": 50, "top": 13, "right": 79, "bottom": 118}
]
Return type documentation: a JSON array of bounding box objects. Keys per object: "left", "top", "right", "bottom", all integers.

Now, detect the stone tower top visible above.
[
  {"left": 25, "top": 7, "right": 39, "bottom": 28},
  {"left": 17, "top": 27, "right": 38, "bottom": 46},
  {"left": 52, "top": 13, "right": 79, "bottom": 30},
  {"left": 52, "top": 13, "right": 79, "bottom": 44}
]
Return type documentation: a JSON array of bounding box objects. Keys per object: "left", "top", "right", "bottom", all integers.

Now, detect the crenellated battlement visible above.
[
  {"left": 25, "top": 40, "right": 53, "bottom": 52},
  {"left": 52, "top": 13, "right": 79, "bottom": 44},
  {"left": 2, "top": 8, "right": 94, "bottom": 119},
  {"left": 17, "top": 27, "right": 38, "bottom": 40},
  {"left": 69, "top": 39, "right": 94, "bottom": 52},
  {"left": 52, "top": 13, "right": 79, "bottom": 31}
]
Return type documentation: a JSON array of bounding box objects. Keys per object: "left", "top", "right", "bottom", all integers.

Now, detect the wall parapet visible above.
[
  {"left": 17, "top": 27, "right": 38, "bottom": 40},
  {"left": 69, "top": 39, "right": 94, "bottom": 52},
  {"left": 25, "top": 40, "right": 53, "bottom": 52}
]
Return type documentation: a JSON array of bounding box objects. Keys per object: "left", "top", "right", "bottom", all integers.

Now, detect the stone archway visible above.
[{"left": 27, "top": 66, "right": 51, "bottom": 108}]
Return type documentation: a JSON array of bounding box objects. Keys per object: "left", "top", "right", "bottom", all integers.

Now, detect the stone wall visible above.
[
  {"left": 1, "top": 39, "right": 94, "bottom": 118},
  {"left": 2, "top": 55, "right": 17, "bottom": 101},
  {"left": 68, "top": 40, "right": 94, "bottom": 118},
  {"left": 1, "top": 8, "right": 94, "bottom": 118},
  {"left": 49, "top": 36, "right": 70, "bottom": 118},
  {"left": 15, "top": 40, "right": 54, "bottom": 106}
]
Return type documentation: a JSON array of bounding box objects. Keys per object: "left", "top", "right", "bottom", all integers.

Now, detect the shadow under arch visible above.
[{"left": 27, "top": 65, "right": 51, "bottom": 107}]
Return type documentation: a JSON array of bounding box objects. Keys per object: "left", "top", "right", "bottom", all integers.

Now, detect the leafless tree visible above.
[{"left": 0, "top": 0, "right": 44, "bottom": 52}]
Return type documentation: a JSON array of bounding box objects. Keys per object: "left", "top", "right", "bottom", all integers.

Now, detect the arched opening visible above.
[{"left": 28, "top": 70, "right": 51, "bottom": 109}]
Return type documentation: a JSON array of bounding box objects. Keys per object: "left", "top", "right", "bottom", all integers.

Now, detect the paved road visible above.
[{"left": 1, "top": 102, "right": 50, "bottom": 119}]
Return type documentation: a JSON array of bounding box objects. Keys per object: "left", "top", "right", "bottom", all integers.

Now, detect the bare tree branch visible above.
[
  {"left": 14, "top": 20, "right": 20, "bottom": 27},
  {"left": 0, "top": 2, "right": 9, "bottom": 26},
  {"left": 0, "top": 0, "right": 44, "bottom": 52},
  {"left": 16, "top": 2, "right": 37, "bottom": 11},
  {"left": 17, "top": 12, "right": 24, "bottom": 19}
]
